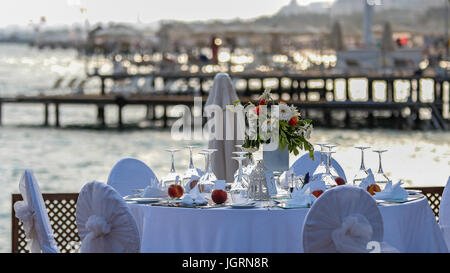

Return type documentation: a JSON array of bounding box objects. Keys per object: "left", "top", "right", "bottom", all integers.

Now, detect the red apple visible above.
[
  {"left": 168, "top": 184, "right": 184, "bottom": 198},
  {"left": 312, "top": 190, "right": 323, "bottom": 198},
  {"left": 335, "top": 177, "right": 346, "bottom": 186},
  {"left": 288, "top": 116, "right": 298, "bottom": 126},
  {"left": 367, "top": 184, "right": 381, "bottom": 196},
  {"left": 211, "top": 189, "right": 227, "bottom": 204}
]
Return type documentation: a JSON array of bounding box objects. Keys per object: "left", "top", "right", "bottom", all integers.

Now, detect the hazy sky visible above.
[{"left": 0, "top": 0, "right": 334, "bottom": 27}]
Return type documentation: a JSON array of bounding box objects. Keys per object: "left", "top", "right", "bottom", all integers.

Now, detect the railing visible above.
[
  {"left": 11, "top": 193, "right": 80, "bottom": 253},
  {"left": 10, "top": 187, "right": 445, "bottom": 252}
]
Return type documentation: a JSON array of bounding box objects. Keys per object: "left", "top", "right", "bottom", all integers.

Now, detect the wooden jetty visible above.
[{"left": 0, "top": 72, "right": 448, "bottom": 130}]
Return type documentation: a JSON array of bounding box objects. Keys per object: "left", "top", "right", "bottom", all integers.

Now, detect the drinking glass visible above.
[
  {"left": 352, "top": 146, "right": 371, "bottom": 186},
  {"left": 161, "top": 149, "right": 181, "bottom": 189},
  {"left": 182, "top": 145, "right": 201, "bottom": 185},
  {"left": 198, "top": 149, "right": 217, "bottom": 193},
  {"left": 324, "top": 144, "right": 339, "bottom": 179},
  {"left": 373, "top": 149, "right": 390, "bottom": 189},
  {"left": 320, "top": 151, "right": 338, "bottom": 188},
  {"left": 233, "top": 151, "right": 249, "bottom": 186},
  {"left": 230, "top": 156, "right": 248, "bottom": 204},
  {"left": 274, "top": 171, "right": 290, "bottom": 198},
  {"left": 313, "top": 143, "right": 328, "bottom": 176}
]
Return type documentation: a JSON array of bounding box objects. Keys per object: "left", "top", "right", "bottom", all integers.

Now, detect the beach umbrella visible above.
[
  {"left": 330, "top": 21, "right": 346, "bottom": 52},
  {"left": 204, "top": 73, "right": 240, "bottom": 183},
  {"left": 381, "top": 22, "right": 395, "bottom": 52}
]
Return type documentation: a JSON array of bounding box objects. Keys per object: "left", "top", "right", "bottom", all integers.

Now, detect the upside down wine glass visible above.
[
  {"left": 182, "top": 145, "right": 201, "bottom": 185},
  {"left": 373, "top": 149, "right": 390, "bottom": 189},
  {"left": 313, "top": 143, "right": 328, "bottom": 176},
  {"left": 198, "top": 149, "right": 217, "bottom": 193},
  {"left": 161, "top": 149, "right": 181, "bottom": 189},
  {"left": 230, "top": 156, "right": 249, "bottom": 204},
  {"left": 324, "top": 144, "right": 339, "bottom": 179},
  {"left": 352, "top": 146, "right": 370, "bottom": 186}
]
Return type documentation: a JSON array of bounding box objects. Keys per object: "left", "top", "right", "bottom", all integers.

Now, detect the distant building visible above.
[
  {"left": 331, "top": 0, "right": 444, "bottom": 15},
  {"left": 277, "top": 0, "right": 330, "bottom": 16}
]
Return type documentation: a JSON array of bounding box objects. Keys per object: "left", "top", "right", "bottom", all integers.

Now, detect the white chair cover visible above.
[
  {"left": 107, "top": 158, "right": 157, "bottom": 197},
  {"left": 205, "top": 73, "right": 240, "bottom": 183},
  {"left": 439, "top": 176, "right": 450, "bottom": 250},
  {"left": 76, "top": 181, "right": 140, "bottom": 253},
  {"left": 13, "top": 170, "right": 59, "bottom": 253},
  {"left": 291, "top": 151, "right": 347, "bottom": 182},
  {"left": 303, "top": 186, "right": 384, "bottom": 253}
]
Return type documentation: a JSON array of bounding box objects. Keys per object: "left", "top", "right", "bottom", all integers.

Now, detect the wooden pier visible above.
[{"left": 0, "top": 72, "right": 449, "bottom": 130}]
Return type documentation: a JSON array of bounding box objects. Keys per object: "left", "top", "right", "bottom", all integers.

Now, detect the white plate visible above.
[
  {"left": 230, "top": 202, "right": 257, "bottom": 209},
  {"left": 128, "top": 197, "right": 164, "bottom": 204}
]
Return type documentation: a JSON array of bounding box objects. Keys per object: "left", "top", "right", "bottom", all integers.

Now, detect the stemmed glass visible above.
[
  {"left": 321, "top": 151, "right": 338, "bottom": 188},
  {"left": 236, "top": 144, "right": 255, "bottom": 172},
  {"left": 230, "top": 156, "right": 248, "bottom": 204},
  {"left": 274, "top": 171, "right": 290, "bottom": 197},
  {"left": 352, "top": 146, "right": 371, "bottom": 186},
  {"left": 182, "top": 146, "right": 201, "bottom": 185},
  {"left": 313, "top": 143, "right": 328, "bottom": 176},
  {"left": 324, "top": 144, "right": 339, "bottom": 179},
  {"left": 198, "top": 149, "right": 217, "bottom": 193},
  {"left": 373, "top": 149, "right": 390, "bottom": 189},
  {"left": 161, "top": 149, "right": 181, "bottom": 189}
]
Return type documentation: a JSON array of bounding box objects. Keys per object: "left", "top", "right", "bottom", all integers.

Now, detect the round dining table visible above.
[{"left": 127, "top": 196, "right": 448, "bottom": 253}]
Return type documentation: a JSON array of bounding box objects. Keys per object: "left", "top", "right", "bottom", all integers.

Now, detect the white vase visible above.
[{"left": 262, "top": 144, "right": 289, "bottom": 172}]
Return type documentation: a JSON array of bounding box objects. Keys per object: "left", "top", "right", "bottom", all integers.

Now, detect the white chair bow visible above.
[
  {"left": 76, "top": 181, "right": 140, "bottom": 253},
  {"left": 107, "top": 158, "right": 157, "bottom": 197},
  {"left": 303, "top": 186, "right": 384, "bottom": 253},
  {"left": 13, "top": 170, "right": 59, "bottom": 253},
  {"left": 439, "top": 177, "right": 450, "bottom": 250},
  {"left": 291, "top": 151, "right": 347, "bottom": 182}
]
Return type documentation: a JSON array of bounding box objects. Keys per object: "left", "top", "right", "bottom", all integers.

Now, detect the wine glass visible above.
[
  {"left": 274, "top": 171, "right": 290, "bottom": 198},
  {"left": 230, "top": 156, "right": 248, "bottom": 204},
  {"left": 352, "top": 146, "right": 371, "bottom": 186},
  {"left": 321, "top": 151, "right": 338, "bottom": 188},
  {"left": 237, "top": 144, "right": 256, "bottom": 172},
  {"left": 233, "top": 151, "right": 249, "bottom": 185},
  {"left": 313, "top": 143, "right": 328, "bottom": 176},
  {"left": 324, "top": 144, "right": 339, "bottom": 179},
  {"left": 182, "top": 146, "right": 201, "bottom": 185},
  {"left": 373, "top": 149, "right": 390, "bottom": 189},
  {"left": 161, "top": 149, "right": 181, "bottom": 189},
  {"left": 198, "top": 149, "right": 217, "bottom": 193}
]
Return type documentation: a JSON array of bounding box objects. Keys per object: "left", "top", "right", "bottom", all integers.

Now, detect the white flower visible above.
[
  {"left": 304, "top": 124, "right": 313, "bottom": 139},
  {"left": 278, "top": 104, "right": 293, "bottom": 121},
  {"left": 289, "top": 104, "right": 300, "bottom": 117},
  {"left": 259, "top": 88, "right": 272, "bottom": 100}
]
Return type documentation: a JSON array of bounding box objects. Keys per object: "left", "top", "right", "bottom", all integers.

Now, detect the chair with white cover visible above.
[
  {"left": 76, "top": 181, "right": 140, "bottom": 253},
  {"left": 291, "top": 151, "right": 347, "bottom": 182},
  {"left": 439, "top": 177, "right": 450, "bottom": 250},
  {"left": 13, "top": 170, "right": 59, "bottom": 253},
  {"left": 107, "top": 158, "right": 157, "bottom": 197},
  {"left": 303, "top": 186, "right": 396, "bottom": 253}
]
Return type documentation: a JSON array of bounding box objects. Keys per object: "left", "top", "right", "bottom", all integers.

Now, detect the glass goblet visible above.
[
  {"left": 352, "top": 146, "right": 371, "bottom": 186},
  {"left": 373, "top": 149, "right": 390, "bottom": 189}
]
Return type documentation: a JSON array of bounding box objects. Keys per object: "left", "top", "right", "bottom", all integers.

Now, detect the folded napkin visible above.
[
  {"left": 331, "top": 214, "right": 373, "bottom": 253},
  {"left": 181, "top": 184, "right": 207, "bottom": 206},
  {"left": 142, "top": 177, "right": 167, "bottom": 198},
  {"left": 374, "top": 181, "right": 408, "bottom": 201},
  {"left": 358, "top": 169, "right": 376, "bottom": 190},
  {"left": 286, "top": 187, "right": 316, "bottom": 207}
]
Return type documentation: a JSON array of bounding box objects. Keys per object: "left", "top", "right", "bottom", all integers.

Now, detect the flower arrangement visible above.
[{"left": 237, "top": 89, "right": 314, "bottom": 158}]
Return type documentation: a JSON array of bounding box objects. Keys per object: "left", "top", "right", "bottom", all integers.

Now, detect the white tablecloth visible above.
[{"left": 128, "top": 197, "right": 448, "bottom": 253}]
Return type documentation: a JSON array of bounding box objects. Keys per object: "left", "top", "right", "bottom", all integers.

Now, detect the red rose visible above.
[
  {"left": 288, "top": 116, "right": 298, "bottom": 126},
  {"left": 259, "top": 99, "right": 267, "bottom": 105}
]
